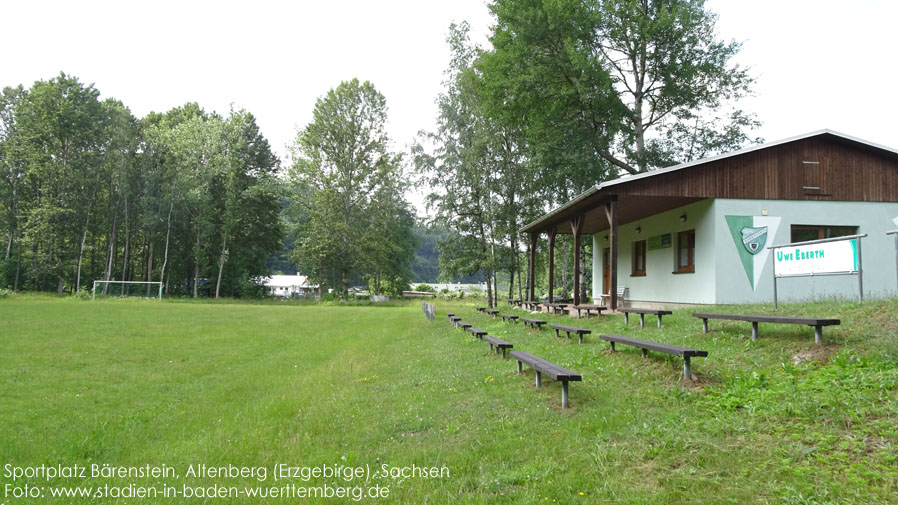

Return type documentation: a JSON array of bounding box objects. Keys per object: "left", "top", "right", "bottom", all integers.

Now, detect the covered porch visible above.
[{"left": 520, "top": 189, "right": 702, "bottom": 311}]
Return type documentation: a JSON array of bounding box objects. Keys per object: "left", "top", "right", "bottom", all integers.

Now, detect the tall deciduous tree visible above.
[
  {"left": 485, "top": 0, "right": 759, "bottom": 174},
  {"left": 289, "top": 79, "right": 414, "bottom": 297}
]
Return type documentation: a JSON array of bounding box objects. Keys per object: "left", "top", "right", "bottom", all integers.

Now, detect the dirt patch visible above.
[{"left": 791, "top": 344, "right": 839, "bottom": 365}]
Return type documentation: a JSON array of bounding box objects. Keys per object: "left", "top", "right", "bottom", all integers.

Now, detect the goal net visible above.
[{"left": 92, "top": 281, "right": 163, "bottom": 301}]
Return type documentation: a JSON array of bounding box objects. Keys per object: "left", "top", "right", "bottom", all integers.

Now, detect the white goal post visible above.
[{"left": 92, "top": 281, "right": 163, "bottom": 301}]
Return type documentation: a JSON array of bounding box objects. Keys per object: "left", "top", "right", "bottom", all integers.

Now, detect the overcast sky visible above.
[{"left": 5, "top": 0, "right": 898, "bottom": 210}]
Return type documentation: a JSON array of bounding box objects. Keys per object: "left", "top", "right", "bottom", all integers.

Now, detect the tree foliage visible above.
[
  {"left": 0, "top": 73, "right": 283, "bottom": 297},
  {"left": 288, "top": 79, "right": 415, "bottom": 297},
  {"left": 484, "top": 0, "right": 760, "bottom": 175}
]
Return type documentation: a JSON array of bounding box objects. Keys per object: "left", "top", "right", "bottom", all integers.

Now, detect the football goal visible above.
[{"left": 92, "top": 281, "right": 163, "bottom": 301}]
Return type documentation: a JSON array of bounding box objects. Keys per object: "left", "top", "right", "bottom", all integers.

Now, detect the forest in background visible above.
[{"left": 0, "top": 1, "right": 761, "bottom": 301}]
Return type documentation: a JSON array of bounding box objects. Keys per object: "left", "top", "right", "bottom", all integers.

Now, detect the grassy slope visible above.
[{"left": 1, "top": 297, "right": 896, "bottom": 504}]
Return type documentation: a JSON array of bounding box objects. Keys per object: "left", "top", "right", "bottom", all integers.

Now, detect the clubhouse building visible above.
[{"left": 521, "top": 130, "right": 898, "bottom": 308}]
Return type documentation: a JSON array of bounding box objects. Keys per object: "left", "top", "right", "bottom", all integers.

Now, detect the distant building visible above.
[{"left": 263, "top": 274, "right": 318, "bottom": 299}]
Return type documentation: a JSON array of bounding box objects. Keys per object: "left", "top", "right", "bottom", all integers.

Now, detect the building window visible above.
[
  {"left": 791, "top": 225, "right": 857, "bottom": 243},
  {"left": 632, "top": 240, "right": 646, "bottom": 276},
  {"left": 677, "top": 229, "right": 695, "bottom": 273}
]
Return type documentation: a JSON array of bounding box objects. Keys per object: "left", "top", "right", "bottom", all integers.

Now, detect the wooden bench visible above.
[
  {"left": 484, "top": 336, "right": 513, "bottom": 357},
  {"left": 548, "top": 324, "right": 591, "bottom": 344},
  {"left": 621, "top": 308, "right": 673, "bottom": 329},
  {"left": 546, "top": 303, "right": 568, "bottom": 315},
  {"left": 500, "top": 314, "right": 519, "bottom": 324},
  {"left": 449, "top": 316, "right": 461, "bottom": 327},
  {"left": 509, "top": 351, "right": 582, "bottom": 408},
  {"left": 692, "top": 312, "right": 841, "bottom": 344},
  {"left": 600, "top": 334, "right": 708, "bottom": 379},
  {"left": 475, "top": 306, "right": 486, "bottom": 312},
  {"left": 466, "top": 326, "right": 487, "bottom": 339},
  {"left": 522, "top": 301, "right": 541, "bottom": 312},
  {"left": 456, "top": 321, "right": 472, "bottom": 331},
  {"left": 571, "top": 304, "right": 607, "bottom": 319},
  {"left": 446, "top": 312, "right": 455, "bottom": 320},
  {"left": 485, "top": 309, "right": 500, "bottom": 317},
  {"left": 519, "top": 317, "right": 547, "bottom": 330}
]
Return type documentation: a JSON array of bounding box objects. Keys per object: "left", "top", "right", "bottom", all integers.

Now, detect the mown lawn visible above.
[{"left": 1, "top": 296, "right": 896, "bottom": 504}]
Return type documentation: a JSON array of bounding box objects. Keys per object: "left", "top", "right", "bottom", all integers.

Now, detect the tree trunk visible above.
[
  {"left": 484, "top": 267, "right": 493, "bottom": 309},
  {"left": 75, "top": 215, "right": 89, "bottom": 292},
  {"left": 121, "top": 195, "right": 130, "bottom": 295},
  {"left": 145, "top": 240, "right": 154, "bottom": 297},
  {"left": 193, "top": 228, "right": 201, "bottom": 299},
  {"left": 13, "top": 244, "right": 21, "bottom": 291},
  {"left": 102, "top": 212, "right": 117, "bottom": 295},
  {"left": 215, "top": 235, "right": 227, "bottom": 299},
  {"left": 159, "top": 201, "right": 173, "bottom": 296}
]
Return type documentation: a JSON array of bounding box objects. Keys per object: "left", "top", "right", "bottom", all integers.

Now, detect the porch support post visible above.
[
  {"left": 604, "top": 197, "right": 619, "bottom": 311},
  {"left": 547, "top": 226, "right": 558, "bottom": 305},
  {"left": 571, "top": 215, "right": 584, "bottom": 306},
  {"left": 528, "top": 232, "right": 538, "bottom": 302}
]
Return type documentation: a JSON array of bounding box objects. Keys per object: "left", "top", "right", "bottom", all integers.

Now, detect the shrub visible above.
[{"left": 414, "top": 283, "right": 435, "bottom": 293}]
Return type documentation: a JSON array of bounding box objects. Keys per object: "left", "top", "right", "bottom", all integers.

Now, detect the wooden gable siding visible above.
[{"left": 614, "top": 136, "right": 898, "bottom": 202}]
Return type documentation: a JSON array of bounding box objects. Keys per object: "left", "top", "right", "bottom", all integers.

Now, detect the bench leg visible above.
[
  {"left": 554, "top": 328, "right": 560, "bottom": 338},
  {"left": 641, "top": 348, "right": 647, "bottom": 359},
  {"left": 502, "top": 348, "right": 507, "bottom": 359},
  {"left": 639, "top": 314, "right": 645, "bottom": 329},
  {"left": 683, "top": 356, "right": 692, "bottom": 380},
  {"left": 657, "top": 315, "right": 662, "bottom": 329},
  {"left": 517, "top": 361, "right": 522, "bottom": 373},
  {"left": 751, "top": 322, "right": 759, "bottom": 341},
  {"left": 702, "top": 318, "right": 709, "bottom": 334},
  {"left": 624, "top": 313, "right": 630, "bottom": 326},
  {"left": 814, "top": 325, "right": 823, "bottom": 344},
  {"left": 610, "top": 341, "right": 616, "bottom": 352},
  {"left": 535, "top": 371, "right": 542, "bottom": 388},
  {"left": 561, "top": 381, "right": 569, "bottom": 408},
  {"left": 578, "top": 334, "right": 583, "bottom": 345},
  {"left": 489, "top": 343, "right": 494, "bottom": 352}
]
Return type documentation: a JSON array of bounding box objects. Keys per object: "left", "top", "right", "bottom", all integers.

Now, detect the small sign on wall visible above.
[{"left": 647, "top": 233, "right": 671, "bottom": 251}]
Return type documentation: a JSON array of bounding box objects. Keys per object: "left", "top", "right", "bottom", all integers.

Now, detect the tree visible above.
[
  {"left": 485, "top": 0, "right": 759, "bottom": 174},
  {"left": 0, "top": 86, "right": 26, "bottom": 289},
  {"left": 289, "top": 79, "right": 414, "bottom": 297},
  {"left": 414, "top": 23, "right": 503, "bottom": 307},
  {"left": 14, "top": 73, "right": 106, "bottom": 293}
]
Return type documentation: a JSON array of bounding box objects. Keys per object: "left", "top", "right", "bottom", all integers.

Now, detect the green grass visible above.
[{"left": 1, "top": 296, "right": 897, "bottom": 504}]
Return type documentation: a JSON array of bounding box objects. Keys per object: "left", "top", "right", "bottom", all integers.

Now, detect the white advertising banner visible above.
[{"left": 773, "top": 238, "right": 859, "bottom": 277}]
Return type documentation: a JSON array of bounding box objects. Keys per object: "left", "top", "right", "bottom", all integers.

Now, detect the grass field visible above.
[{"left": 1, "top": 296, "right": 897, "bottom": 504}]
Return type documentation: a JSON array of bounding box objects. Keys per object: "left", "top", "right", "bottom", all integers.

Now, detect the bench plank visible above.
[
  {"left": 572, "top": 304, "right": 606, "bottom": 319},
  {"left": 692, "top": 312, "right": 841, "bottom": 343},
  {"left": 466, "top": 327, "right": 487, "bottom": 339},
  {"left": 600, "top": 334, "right": 707, "bottom": 379},
  {"left": 484, "top": 336, "right": 513, "bottom": 357},
  {"left": 499, "top": 314, "right": 519, "bottom": 324},
  {"left": 621, "top": 308, "right": 673, "bottom": 329},
  {"left": 519, "top": 317, "right": 547, "bottom": 330},
  {"left": 509, "top": 351, "right": 582, "bottom": 408},
  {"left": 548, "top": 324, "right": 591, "bottom": 344}
]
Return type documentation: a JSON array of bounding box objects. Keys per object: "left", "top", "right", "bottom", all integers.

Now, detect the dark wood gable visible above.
[{"left": 615, "top": 134, "right": 898, "bottom": 202}]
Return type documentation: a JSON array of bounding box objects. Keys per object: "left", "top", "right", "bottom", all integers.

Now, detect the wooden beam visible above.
[
  {"left": 547, "top": 226, "right": 557, "bottom": 304},
  {"left": 605, "top": 197, "right": 618, "bottom": 310},
  {"left": 571, "top": 215, "right": 584, "bottom": 306},
  {"left": 528, "top": 232, "right": 538, "bottom": 302}
]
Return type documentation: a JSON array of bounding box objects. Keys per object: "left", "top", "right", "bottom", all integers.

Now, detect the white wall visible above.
[{"left": 592, "top": 199, "right": 716, "bottom": 305}]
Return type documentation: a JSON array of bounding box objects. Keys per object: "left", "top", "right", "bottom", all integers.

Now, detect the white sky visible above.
[{"left": 4, "top": 0, "right": 898, "bottom": 213}]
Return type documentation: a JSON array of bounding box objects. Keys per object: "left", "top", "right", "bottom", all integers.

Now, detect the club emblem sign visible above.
[{"left": 741, "top": 226, "right": 768, "bottom": 255}]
